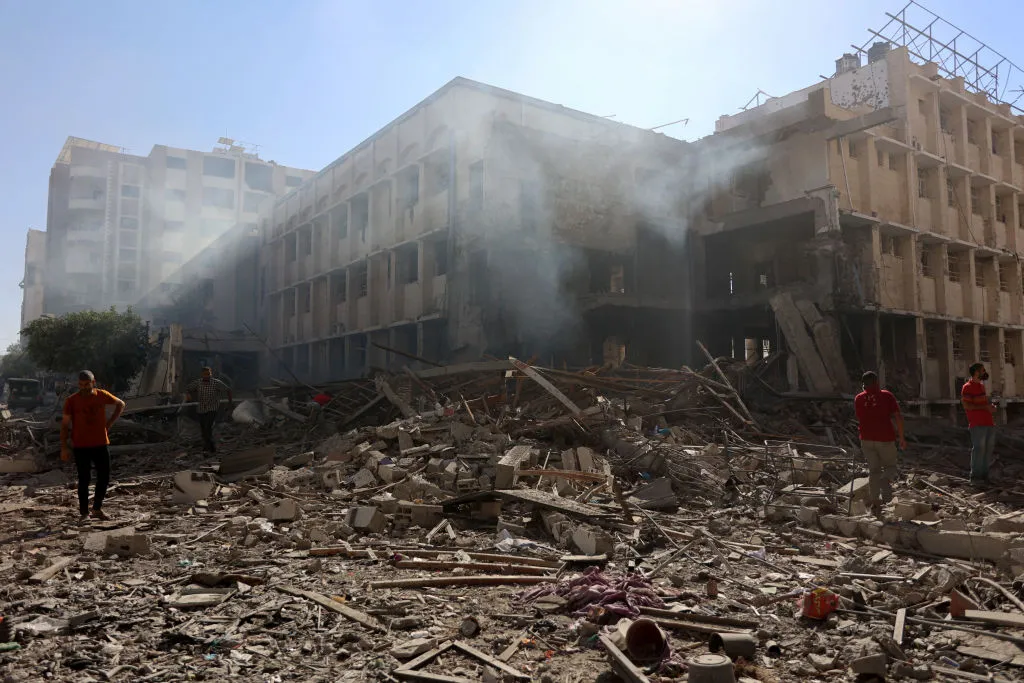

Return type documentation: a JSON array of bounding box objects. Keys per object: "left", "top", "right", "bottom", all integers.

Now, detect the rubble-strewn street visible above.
[{"left": 4, "top": 356, "right": 1024, "bottom": 682}]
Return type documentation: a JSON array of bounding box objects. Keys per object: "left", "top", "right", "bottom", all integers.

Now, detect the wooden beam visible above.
[
  {"left": 275, "top": 585, "right": 384, "bottom": 632},
  {"left": 29, "top": 556, "right": 76, "bottom": 584}
]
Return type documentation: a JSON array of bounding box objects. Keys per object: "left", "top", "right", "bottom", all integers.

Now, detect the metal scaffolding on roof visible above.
[{"left": 858, "top": 1, "right": 1024, "bottom": 114}]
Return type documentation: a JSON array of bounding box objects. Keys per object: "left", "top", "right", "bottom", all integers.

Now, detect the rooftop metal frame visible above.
[{"left": 857, "top": 1, "right": 1024, "bottom": 115}]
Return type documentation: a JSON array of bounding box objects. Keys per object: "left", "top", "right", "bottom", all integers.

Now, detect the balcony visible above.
[
  {"left": 429, "top": 274, "right": 447, "bottom": 314},
  {"left": 285, "top": 261, "right": 297, "bottom": 287},
  {"left": 69, "top": 165, "right": 107, "bottom": 179},
  {"left": 356, "top": 296, "right": 371, "bottom": 329},
  {"left": 1014, "top": 163, "right": 1024, "bottom": 189},
  {"left": 402, "top": 282, "right": 422, "bottom": 321},
  {"left": 968, "top": 143, "right": 983, "bottom": 171}
]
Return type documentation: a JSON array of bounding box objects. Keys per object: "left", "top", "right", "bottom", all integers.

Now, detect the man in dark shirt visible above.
[
  {"left": 854, "top": 371, "right": 905, "bottom": 516},
  {"left": 961, "top": 362, "right": 997, "bottom": 485},
  {"left": 186, "top": 367, "right": 232, "bottom": 453}
]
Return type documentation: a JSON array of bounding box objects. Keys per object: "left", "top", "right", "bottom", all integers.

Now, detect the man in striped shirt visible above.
[{"left": 186, "top": 367, "right": 232, "bottom": 453}]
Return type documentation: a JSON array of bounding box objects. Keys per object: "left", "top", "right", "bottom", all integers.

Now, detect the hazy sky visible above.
[{"left": 0, "top": 0, "right": 1019, "bottom": 348}]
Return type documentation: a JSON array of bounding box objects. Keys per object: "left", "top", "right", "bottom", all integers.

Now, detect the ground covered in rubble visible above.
[{"left": 3, "top": 360, "right": 1024, "bottom": 682}]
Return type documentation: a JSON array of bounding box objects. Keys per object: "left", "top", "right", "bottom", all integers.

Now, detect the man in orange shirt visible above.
[{"left": 61, "top": 370, "right": 125, "bottom": 522}]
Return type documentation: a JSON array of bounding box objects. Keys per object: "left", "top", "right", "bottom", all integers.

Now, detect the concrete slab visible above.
[
  {"left": 347, "top": 506, "right": 385, "bottom": 533},
  {"left": 172, "top": 471, "right": 215, "bottom": 505},
  {"left": 262, "top": 499, "right": 302, "bottom": 522}
]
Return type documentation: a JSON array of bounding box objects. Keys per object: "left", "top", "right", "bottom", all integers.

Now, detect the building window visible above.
[
  {"left": 120, "top": 231, "right": 137, "bottom": 247},
  {"left": 940, "top": 109, "right": 951, "bottom": 134},
  {"left": 118, "top": 248, "right": 137, "bottom": 262},
  {"left": 877, "top": 149, "right": 885, "bottom": 167},
  {"left": 952, "top": 328, "right": 964, "bottom": 360},
  {"left": 848, "top": 140, "right": 859, "bottom": 158},
  {"left": 299, "top": 230, "right": 312, "bottom": 256},
  {"left": 888, "top": 153, "right": 898, "bottom": 171},
  {"left": 286, "top": 175, "right": 303, "bottom": 187},
  {"left": 1000, "top": 264, "right": 1011, "bottom": 292},
  {"left": 165, "top": 220, "right": 184, "bottom": 232},
  {"left": 203, "top": 156, "right": 236, "bottom": 178},
  {"left": 971, "top": 186, "right": 982, "bottom": 215},
  {"left": 243, "top": 191, "right": 263, "bottom": 213},
  {"left": 167, "top": 156, "right": 187, "bottom": 170},
  {"left": 881, "top": 235, "right": 896, "bottom": 255},
  {"left": 335, "top": 276, "right": 347, "bottom": 303},
  {"left": 947, "top": 178, "right": 956, "bottom": 207},
  {"left": 947, "top": 252, "right": 961, "bottom": 282},
  {"left": 165, "top": 188, "right": 186, "bottom": 202},
  {"left": 996, "top": 195, "right": 1005, "bottom": 222},
  {"left": 1005, "top": 339, "right": 1016, "bottom": 365},
  {"left": 356, "top": 266, "right": 368, "bottom": 297},
  {"left": 301, "top": 287, "right": 311, "bottom": 314},
  {"left": 976, "top": 259, "right": 986, "bottom": 287},
  {"left": 992, "top": 131, "right": 1002, "bottom": 156},
  {"left": 333, "top": 208, "right": 348, "bottom": 240},
  {"left": 920, "top": 248, "right": 933, "bottom": 277},
  {"left": 967, "top": 121, "right": 978, "bottom": 145},
  {"left": 244, "top": 163, "right": 273, "bottom": 192},
  {"left": 925, "top": 325, "right": 939, "bottom": 359},
  {"left": 202, "top": 187, "right": 235, "bottom": 209},
  {"left": 434, "top": 240, "right": 448, "bottom": 276},
  {"left": 121, "top": 185, "right": 140, "bottom": 198},
  {"left": 979, "top": 330, "right": 992, "bottom": 362},
  {"left": 918, "top": 169, "right": 932, "bottom": 198},
  {"left": 120, "top": 217, "right": 138, "bottom": 230}
]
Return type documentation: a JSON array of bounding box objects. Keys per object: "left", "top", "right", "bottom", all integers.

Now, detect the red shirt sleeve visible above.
[
  {"left": 886, "top": 391, "right": 901, "bottom": 415},
  {"left": 98, "top": 390, "right": 118, "bottom": 405},
  {"left": 63, "top": 396, "right": 73, "bottom": 416},
  {"left": 961, "top": 382, "right": 981, "bottom": 398}
]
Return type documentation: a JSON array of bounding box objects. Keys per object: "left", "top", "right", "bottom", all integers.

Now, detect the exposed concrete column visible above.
[
  {"left": 863, "top": 312, "right": 882, "bottom": 384},
  {"left": 867, "top": 225, "right": 882, "bottom": 304},
  {"left": 913, "top": 317, "right": 930, "bottom": 398},
  {"left": 967, "top": 324, "right": 981, "bottom": 371},
  {"left": 954, "top": 106, "right": 968, "bottom": 164},
  {"left": 933, "top": 243, "right": 949, "bottom": 315},
  {"left": 1008, "top": 259, "right": 1023, "bottom": 325},
  {"left": 964, "top": 248, "right": 978, "bottom": 319},
  {"left": 942, "top": 321, "right": 956, "bottom": 399},
  {"left": 901, "top": 235, "right": 918, "bottom": 311},
  {"left": 994, "top": 328, "right": 1008, "bottom": 403},
  {"left": 1007, "top": 197, "right": 1021, "bottom": 253}
]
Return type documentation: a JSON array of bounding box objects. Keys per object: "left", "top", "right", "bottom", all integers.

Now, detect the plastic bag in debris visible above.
[
  {"left": 232, "top": 400, "right": 266, "bottom": 425},
  {"left": 495, "top": 529, "right": 552, "bottom": 554}
]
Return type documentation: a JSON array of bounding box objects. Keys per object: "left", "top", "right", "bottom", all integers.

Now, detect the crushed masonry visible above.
[{"left": 4, "top": 354, "right": 1024, "bottom": 680}]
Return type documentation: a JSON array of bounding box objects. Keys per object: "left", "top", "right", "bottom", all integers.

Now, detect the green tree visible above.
[
  {"left": 22, "top": 308, "right": 152, "bottom": 392},
  {"left": 0, "top": 343, "right": 38, "bottom": 378}
]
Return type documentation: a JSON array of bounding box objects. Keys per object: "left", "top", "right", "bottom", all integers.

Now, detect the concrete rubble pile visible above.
[{"left": 4, "top": 356, "right": 1024, "bottom": 681}]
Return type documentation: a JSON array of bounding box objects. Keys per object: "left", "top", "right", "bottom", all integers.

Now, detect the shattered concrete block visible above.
[
  {"left": 916, "top": 528, "right": 1020, "bottom": 563},
  {"left": 392, "top": 637, "right": 437, "bottom": 660},
  {"left": 839, "top": 477, "right": 871, "bottom": 502},
  {"left": 83, "top": 526, "right": 137, "bottom": 552},
  {"left": 561, "top": 449, "right": 578, "bottom": 471},
  {"left": 104, "top": 533, "right": 150, "bottom": 557},
  {"left": 404, "top": 502, "right": 443, "bottom": 529},
  {"left": 572, "top": 526, "right": 613, "bottom": 556},
  {"left": 893, "top": 501, "right": 934, "bottom": 522},
  {"left": 348, "top": 468, "right": 378, "bottom": 489},
  {"left": 346, "top": 506, "right": 385, "bottom": 533},
  {"left": 369, "top": 494, "right": 400, "bottom": 515},
  {"left": 375, "top": 424, "right": 400, "bottom": 440},
  {"left": 795, "top": 507, "right": 819, "bottom": 526},
  {"left": 218, "top": 446, "right": 275, "bottom": 482},
  {"left": 377, "top": 464, "right": 407, "bottom": 484},
  {"left": 983, "top": 513, "right": 1024, "bottom": 533},
  {"left": 397, "top": 431, "right": 414, "bottom": 453},
  {"left": 495, "top": 445, "right": 534, "bottom": 489},
  {"left": 282, "top": 451, "right": 314, "bottom": 468},
  {"left": 426, "top": 458, "right": 444, "bottom": 474},
  {"left": 262, "top": 499, "right": 301, "bottom": 522},
  {"left": 850, "top": 653, "right": 887, "bottom": 676},
  {"left": 450, "top": 422, "right": 474, "bottom": 444},
  {"left": 575, "top": 447, "right": 595, "bottom": 473},
  {"left": 363, "top": 451, "right": 390, "bottom": 474},
  {"left": 172, "top": 471, "right": 215, "bottom": 505}
]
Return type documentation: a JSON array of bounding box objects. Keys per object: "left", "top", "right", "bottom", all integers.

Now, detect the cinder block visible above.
[
  {"left": 378, "top": 464, "right": 407, "bottom": 484},
  {"left": 347, "top": 506, "right": 385, "bottom": 533},
  {"left": 172, "top": 471, "right": 215, "bottom": 505},
  {"left": 495, "top": 445, "right": 534, "bottom": 489},
  {"left": 348, "top": 468, "right": 378, "bottom": 489},
  {"left": 262, "top": 499, "right": 301, "bottom": 522},
  {"left": 572, "top": 526, "right": 613, "bottom": 556}
]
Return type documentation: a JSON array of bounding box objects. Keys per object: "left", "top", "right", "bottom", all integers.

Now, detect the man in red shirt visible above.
[
  {"left": 854, "top": 371, "right": 906, "bottom": 516},
  {"left": 60, "top": 370, "right": 125, "bottom": 522},
  {"left": 961, "top": 362, "right": 996, "bottom": 485}
]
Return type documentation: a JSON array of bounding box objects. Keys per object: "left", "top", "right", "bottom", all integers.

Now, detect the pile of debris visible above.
[{"left": 4, "top": 354, "right": 1024, "bottom": 681}]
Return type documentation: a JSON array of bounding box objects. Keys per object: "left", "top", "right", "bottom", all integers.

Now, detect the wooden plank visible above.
[
  {"left": 893, "top": 608, "right": 906, "bottom": 645},
  {"left": 598, "top": 633, "right": 651, "bottom": 683},
  {"left": 769, "top": 292, "right": 834, "bottom": 393},
  {"left": 870, "top": 549, "right": 893, "bottom": 564},
  {"left": 369, "top": 575, "right": 556, "bottom": 590},
  {"left": 639, "top": 606, "right": 758, "bottom": 629},
  {"left": 963, "top": 610, "right": 1024, "bottom": 628},
  {"left": 28, "top": 556, "right": 76, "bottom": 584},
  {"left": 791, "top": 555, "right": 840, "bottom": 569},
  {"left": 392, "top": 560, "right": 551, "bottom": 576},
  {"left": 452, "top": 640, "right": 530, "bottom": 680},
  {"left": 516, "top": 469, "right": 606, "bottom": 483},
  {"left": 509, "top": 356, "right": 582, "bottom": 416},
  {"left": 276, "top": 585, "right": 384, "bottom": 632}
]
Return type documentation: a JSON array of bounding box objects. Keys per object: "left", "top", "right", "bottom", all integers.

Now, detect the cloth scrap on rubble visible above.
[{"left": 518, "top": 566, "right": 664, "bottom": 618}]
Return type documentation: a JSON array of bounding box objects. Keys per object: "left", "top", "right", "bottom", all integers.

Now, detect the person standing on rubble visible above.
[
  {"left": 60, "top": 370, "right": 125, "bottom": 522},
  {"left": 854, "top": 371, "right": 906, "bottom": 517},
  {"left": 961, "top": 362, "right": 997, "bottom": 485},
  {"left": 186, "top": 367, "right": 233, "bottom": 453}
]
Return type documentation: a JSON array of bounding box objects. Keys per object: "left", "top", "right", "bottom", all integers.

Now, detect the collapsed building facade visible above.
[{"left": 137, "top": 46, "right": 1024, "bottom": 419}]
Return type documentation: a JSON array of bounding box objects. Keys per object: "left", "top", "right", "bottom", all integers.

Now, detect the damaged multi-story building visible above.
[
  {"left": 42, "top": 136, "right": 314, "bottom": 315},
  {"left": 143, "top": 34, "right": 1024, "bottom": 421},
  {"left": 147, "top": 77, "right": 693, "bottom": 382},
  {"left": 694, "top": 42, "right": 1024, "bottom": 419}
]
